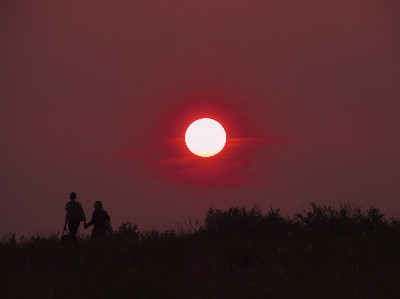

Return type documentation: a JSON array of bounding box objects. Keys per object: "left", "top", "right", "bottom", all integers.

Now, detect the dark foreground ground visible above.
[{"left": 1, "top": 203, "right": 400, "bottom": 299}]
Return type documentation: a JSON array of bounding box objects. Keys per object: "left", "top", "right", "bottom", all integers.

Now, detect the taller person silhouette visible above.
[{"left": 64, "top": 192, "right": 86, "bottom": 243}]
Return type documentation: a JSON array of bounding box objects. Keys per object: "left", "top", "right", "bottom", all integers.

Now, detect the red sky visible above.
[{"left": 1, "top": 1, "right": 400, "bottom": 237}]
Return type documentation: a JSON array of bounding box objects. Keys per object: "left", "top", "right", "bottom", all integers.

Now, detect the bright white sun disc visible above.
[{"left": 185, "top": 118, "right": 226, "bottom": 157}]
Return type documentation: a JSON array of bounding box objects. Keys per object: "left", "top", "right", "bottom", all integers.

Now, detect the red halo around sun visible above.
[{"left": 146, "top": 93, "right": 260, "bottom": 186}]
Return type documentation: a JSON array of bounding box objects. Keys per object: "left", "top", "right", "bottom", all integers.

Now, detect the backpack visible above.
[
  {"left": 67, "top": 201, "right": 85, "bottom": 222},
  {"left": 105, "top": 214, "right": 113, "bottom": 233}
]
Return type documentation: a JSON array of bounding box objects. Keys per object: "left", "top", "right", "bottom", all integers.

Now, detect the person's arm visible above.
[
  {"left": 104, "top": 211, "right": 110, "bottom": 222},
  {"left": 64, "top": 211, "right": 68, "bottom": 230},
  {"left": 85, "top": 211, "right": 95, "bottom": 228},
  {"left": 80, "top": 203, "right": 87, "bottom": 226}
]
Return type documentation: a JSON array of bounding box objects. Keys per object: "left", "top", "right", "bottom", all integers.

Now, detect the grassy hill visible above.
[{"left": 1, "top": 202, "right": 399, "bottom": 299}]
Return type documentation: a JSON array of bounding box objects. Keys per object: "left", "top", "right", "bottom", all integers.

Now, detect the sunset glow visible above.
[{"left": 185, "top": 118, "right": 226, "bottom": 157}]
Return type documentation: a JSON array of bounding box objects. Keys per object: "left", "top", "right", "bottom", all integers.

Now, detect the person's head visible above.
[
  {"left": 69, "top": 192, "right": 76, "bottom": 201},
  {"left": 94, "top": 201, "right": 103, "bottom": 210}
]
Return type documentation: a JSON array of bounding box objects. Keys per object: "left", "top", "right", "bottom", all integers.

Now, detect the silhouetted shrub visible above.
[
  {"left": 389, "top": 216, "right": 400, "bottom": 230},
  {"left": 174, "top": 216, "right": 202, "bottom": 236},
  {"left": 295, "top": 202, "right": 391, "bottom": 234},
  {"left": 203, "top": 206, "right": 260, "bottom": 235},
  {"left": 263, "top": 207, "right": 296, "bottom": 234},
  {"left": 202, "top": 205, "right": 293, "bottom": 237},
  {"left": 115, "top": 221, "right": 140, "bottom": 243}
]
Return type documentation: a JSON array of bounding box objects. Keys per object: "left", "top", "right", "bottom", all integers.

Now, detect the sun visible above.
[{"left": 185, "top": 118, "right": 226, "bottom": 157}]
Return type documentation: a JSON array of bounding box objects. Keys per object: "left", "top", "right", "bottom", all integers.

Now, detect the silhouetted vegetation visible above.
[
  {"left": 1, "top": 202, "right": 399, "bottom": 298},
  {"left": 295, "top": 202, "right": 399, "bottom": 234}
]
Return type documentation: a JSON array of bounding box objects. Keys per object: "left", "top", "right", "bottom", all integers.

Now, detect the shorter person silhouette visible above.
[{"left": 84, "top": 201, "right": 110, "bottom": 241}]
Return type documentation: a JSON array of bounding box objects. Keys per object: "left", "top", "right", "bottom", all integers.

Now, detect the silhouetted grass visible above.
[{"left": 1, "top": 202, "right": 399, "bottom": 299}]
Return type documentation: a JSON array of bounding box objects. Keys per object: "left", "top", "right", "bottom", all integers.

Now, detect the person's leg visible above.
[
  {"left": 99, "top": 227, "right": 106, "bottom": 239},
  {"left": 91, "top": 227, "right": 99, "bottom": 241},
  {"left": 91, "top": 227, "right": 106, "bottom": 241},
  {"left": 68, "top": 221, "right": 80, "bottom": 243}
]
